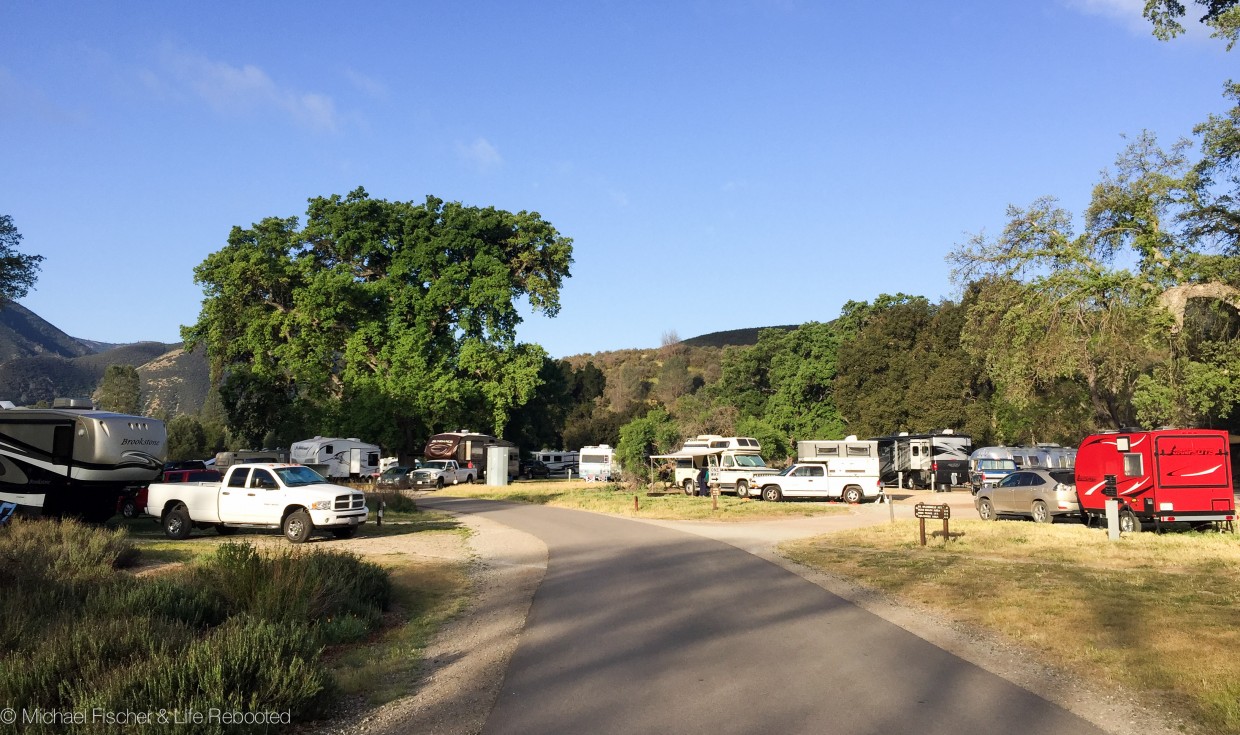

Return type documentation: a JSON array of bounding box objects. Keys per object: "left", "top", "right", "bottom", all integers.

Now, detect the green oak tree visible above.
[
  {"left": 0, "top": 215, "right": 43, "bottom": 305},
  {"left": 94, "top": 365, "right": 141, "bottom": 414},
  {"left": 1145, "top": 0, "right": 1240, "bottom": 47},
  {"left": 616, "top": 408, "right": 680, "bottom": 483},
  {"left": 184, "top": 188, "right": 573, "bottom": 451}
]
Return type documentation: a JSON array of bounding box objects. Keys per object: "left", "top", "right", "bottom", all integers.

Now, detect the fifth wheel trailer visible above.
[
  {"left": 0, "top": 399, "right": 166, "bottom": 521},
  {"left": 873, "top": 430, "right": 972, "bottom": 489}
]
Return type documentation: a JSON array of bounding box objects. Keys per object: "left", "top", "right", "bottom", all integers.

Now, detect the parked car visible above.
[
  {"left": 974, "top": 469, "right": 1079, "bottom": 523},
  {"left": 520, "top": 459, "right": 551, "bottom": 479},
  {"left": 376, "top": 466, "right": 417, "bottom": 489}
]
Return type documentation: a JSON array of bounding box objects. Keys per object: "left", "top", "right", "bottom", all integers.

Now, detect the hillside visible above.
[
  {"left": 0, "top": 302, "right": 96, "bottom": 362},
  {"left": 0, "top": 304, "right": 210, "bottom": 415}
]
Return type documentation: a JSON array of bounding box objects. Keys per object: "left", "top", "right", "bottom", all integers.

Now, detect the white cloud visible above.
[
  {"left": 152, "top": 44, "right": 340, "bottom": 132},
  {"left": 459, "top": 137, "right": 503, "bottom": 170},
  {"left": 344, "top": 68, "right": 387, "bottom": 98}
]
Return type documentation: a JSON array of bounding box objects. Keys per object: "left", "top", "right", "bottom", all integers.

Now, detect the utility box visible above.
[{"left": 486, "top": 446, "right": 511, "bottom": 487}]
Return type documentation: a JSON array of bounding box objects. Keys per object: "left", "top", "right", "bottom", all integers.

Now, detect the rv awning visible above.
[{"left": 649, "top": 447, "right": 719, "bottom": 460}]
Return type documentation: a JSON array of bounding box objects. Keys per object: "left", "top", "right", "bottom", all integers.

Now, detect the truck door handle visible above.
[
  {"left": 247, "top": 493, "right": 256, "bottom": 497},
  {"left": 222, "top": 491, "right": 230, "bottom": 495}
]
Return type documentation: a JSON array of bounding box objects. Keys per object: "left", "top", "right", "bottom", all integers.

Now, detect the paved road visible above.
[{"left": 419, "top": 496, "right": 1104, "bottom": 735}]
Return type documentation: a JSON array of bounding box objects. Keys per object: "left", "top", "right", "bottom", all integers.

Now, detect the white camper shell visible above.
[
  {"left": 289, "top": 437, "right": 381, "bottom": 480},
  {"left": 791, "top": 437, "right": 883, "bottom": 501},
  {"left": 578, "top": 444, "right": 618, "bottom": 482}
]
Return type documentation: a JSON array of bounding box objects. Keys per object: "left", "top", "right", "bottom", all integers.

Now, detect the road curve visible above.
[{"left": 418, "top": 496, "right": 1103, "bottom": 735}]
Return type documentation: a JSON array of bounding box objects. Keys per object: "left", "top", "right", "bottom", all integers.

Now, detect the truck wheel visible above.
[
  {"left": 762, "top": 485, "right": 783, "bottom": 502},
  {"left": 283, "top": 509, "right": 313, "bottom": 543},
  {"left": 465, "top": 475, "right": 475, "bottom": 484},
  {"left": 1119, "top": 509, "right": 1142, "bottom": 534},
  {"left": 735, "top": 480, "right": 749, "bottom": 498},
  {"left": 120, "top": 499, "right": 139, "bottom": 518},
  {"left": 1031, "top": 500, "right": 1052, "bottom": 524},
  {"left": 331, "top": 527, "right": 358, "bottom": 540},
  {"left": 843, "top": 486, "right": 863, "bottom": 504},
  {"left": 977, "top": 498, "right": 996, "bottom": 521},
  {"left": 904, "top": 474, "right": 916, "bottom": 490},
  {"left": 216, "top": 524, "right": 237, "bottom": 536},
  {"left": 436, "top": 477, "right": 444, "bottom": 490},
  {"left": 683, "top": 479, "right": 695, "bottom": 496},
  {"left": 163, "top": 505, "right": 193, "bottom": 540}
]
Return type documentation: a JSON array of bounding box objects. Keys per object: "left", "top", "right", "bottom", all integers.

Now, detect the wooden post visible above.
[{"left": 634, "top": 495, "right": 639, "bottom": 512}]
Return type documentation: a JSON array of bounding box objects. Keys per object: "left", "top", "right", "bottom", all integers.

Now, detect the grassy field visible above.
[
  {"left": 781, "top": 519, "right": 1240, "bottom": 735},
  {"left": 434, "top": 478, "right": 853, "bottom": 521}
]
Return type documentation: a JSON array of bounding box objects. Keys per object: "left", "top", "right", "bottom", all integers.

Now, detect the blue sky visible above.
[{"left": 2, "top": 1, "right": 1236, "bottom": 359}]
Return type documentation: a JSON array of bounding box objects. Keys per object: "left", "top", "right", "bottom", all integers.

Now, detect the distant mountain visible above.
[
  {"left": 0, "top": 302, "right": 95, "bottom": 362},
  {"left": 0, "top": 303, "right": 210, "bottom": 415},
  {"left": 679, "top": 326, "right": 798, "bottom": 348}
]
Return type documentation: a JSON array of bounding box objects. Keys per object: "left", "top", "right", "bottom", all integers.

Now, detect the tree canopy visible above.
[
  {"left": 1145, "top": 0, "right": 1240, "bottom": 47},
  {"left": 0, "top": 215, "right": 44, "bottom": 305},
  {"left": 184, "top": 188, "right": 573, "bottom": 451}
]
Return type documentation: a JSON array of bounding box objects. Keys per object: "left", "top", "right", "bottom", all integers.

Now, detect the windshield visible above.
[
  {"left": 275, "top": 466, "right": 328, "bottom": 487},
  {"left": 979, "top": 459, "right": 1016, "bottom": 471},
  {"left": 733, "top": 454, "right": 767, "bottom": 468},
  {"left": 425, "top": 460, "right": 451, "bottom": 470},
  {"left": 380, "top": 467, "right": 409, "bottom": 480}
]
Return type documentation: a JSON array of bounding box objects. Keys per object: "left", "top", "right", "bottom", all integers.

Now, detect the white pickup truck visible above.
[
  {"left": 145, "top": 463, "right": 369, "bottom": 543},
  {"left": 410, "top": 459, "right": 475, "bottom": 489},
  {"left": 753, "top": 462, "right": 882, "bottom": 504}
]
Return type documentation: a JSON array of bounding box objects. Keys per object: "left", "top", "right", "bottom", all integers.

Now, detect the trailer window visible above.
[
  {"left": 815, "top": 446, "right": 840, "bottom": 457},
  {"left": 846, "top": 445, "right": 873, "bottom": 457},
  {"left": 1123, "top": 453, "right": 1144, "bottom": 477}
]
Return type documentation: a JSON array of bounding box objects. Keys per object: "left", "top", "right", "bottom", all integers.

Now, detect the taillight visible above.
[{"left": 932, "top": 462, "right": 938, "bottom": 472}]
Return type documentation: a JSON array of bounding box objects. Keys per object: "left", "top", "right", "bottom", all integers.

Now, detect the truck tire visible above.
[
  {"left": 163, "top": 505, "right": 193, "bottom": 540},
  {"left": 436, "top": 477, "right": 444, "bottom": 490},
  {"left": 735, "top": 480, "right": 749, "bottom": 498},
  {"left": 283, "top": 509, "right": 313, "bottom": 543},
  {"left": 843, "top": 486, "right": 863, "bottom": 504},
  {"left": 465, "top": 475, "right": 475, "bottom": 484},
  {"left": 762, "top": 485, "right": 783, "bottom": 502},
  {"left": 683, "top": 479, "right": 695, "bottom": 496},
  {"left": 120, "top": 498, "right": 139, "bottom": 518}
]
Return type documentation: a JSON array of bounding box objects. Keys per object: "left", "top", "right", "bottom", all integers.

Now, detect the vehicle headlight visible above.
[{"left": 310, "top": 500, "right": 332, "bottom": 510}]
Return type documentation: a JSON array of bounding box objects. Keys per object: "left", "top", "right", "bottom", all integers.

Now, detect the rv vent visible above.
[
  {"left": 0, "top": 401, "right": 14, "bottom": 410},
  {"left": 52, "top": 398, "right": 94, "bottom": 410}
]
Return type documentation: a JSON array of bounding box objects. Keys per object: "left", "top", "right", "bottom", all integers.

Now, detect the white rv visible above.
[
  {"left": 289, "top": 437, "right": 381, "bottom": 480},
  {"left": 793, "top": 437, "right": 883, "bottom": 501},
  {"left": 578, "top": 445, "right": 618, "bottom": 482},
  {"left": 0, "top": 398, "right": 166, "bottom": 521},
  {"left": 533, "top": 449, "right": 580, "bottom": 474},
  {"left": 651, "top": 436, "right": 777, "bottom": 497}
]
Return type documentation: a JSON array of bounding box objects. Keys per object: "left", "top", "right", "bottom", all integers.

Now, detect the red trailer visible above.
[{"left": 1076, "top": 429, "right": 1235, "bottom": 532}]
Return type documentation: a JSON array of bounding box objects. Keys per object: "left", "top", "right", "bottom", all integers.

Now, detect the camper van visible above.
[
  {"left": 424, "top": 431, "right": 519, "bottom": 481},
  {"left": 873, "top": 430, "right": 973, "bottom": 489},
  {"left": 578, "top": 445, "right": 618, "bottom": 482},
  {"left": 0, "top": 399, "right": 166, "bottom": 521},
  {"left": 1076, "top": 429, "right": 1235, "bottom": 532},
  {"left": 289, "top": 437, "right": 381, "bottom": 480}
]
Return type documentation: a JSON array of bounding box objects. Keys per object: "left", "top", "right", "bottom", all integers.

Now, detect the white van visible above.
[{"left": 578, "top": 445, "right": 618, "bottom": 482}]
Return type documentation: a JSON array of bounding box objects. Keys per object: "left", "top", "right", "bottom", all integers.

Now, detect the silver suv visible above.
[{"left": 974, "top": 469, "right": 1079, "bottom": 523}]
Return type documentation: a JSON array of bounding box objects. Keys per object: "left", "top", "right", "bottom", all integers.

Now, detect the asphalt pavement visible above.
[{"left": 418, "top": 493, "right": 1105, "bottom": 735}]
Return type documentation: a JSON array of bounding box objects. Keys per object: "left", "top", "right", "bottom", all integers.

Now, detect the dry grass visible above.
[
  {"left": 437, "top": 479, "right": 852, "bottom": 521},
  {"left": 780, "top": 519, "right": 1240, "bottom": 734}
]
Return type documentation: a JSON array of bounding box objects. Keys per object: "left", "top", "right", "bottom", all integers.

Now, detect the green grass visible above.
[
  {"left": 441, "top": 479, "right": 853, "bottom": 521},
  {"left": 781, "top": 519, "right": 1240, "bottom": 735}
]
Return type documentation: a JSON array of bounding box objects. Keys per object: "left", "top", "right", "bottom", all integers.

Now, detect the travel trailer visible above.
[
  {"left": 0, "top": 399, "right": 166, "bottom": 521},
  {"left": 424, "top": 430, "right": 519, "bottom": 480},
  {"left": 968, "top": 446, "right": 1018, "bottom": 493},
  {"left": 873, "top": 430, "right": 973, "bottom": 489},
  {"left": 578, "top": 445, "right": 618, "bottom": 482},
  {"left": 289, "top": 437, "right": 381, "bottom": 480},
  {"left": 1009, "top": 444, "right": 1076, "bottom": 470},
  {"left": 1076, "top": 429, "right": 1235, "bottom": 532},
  {"left": 533, "top": 449, "right": 580, "bottom": 474}
]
